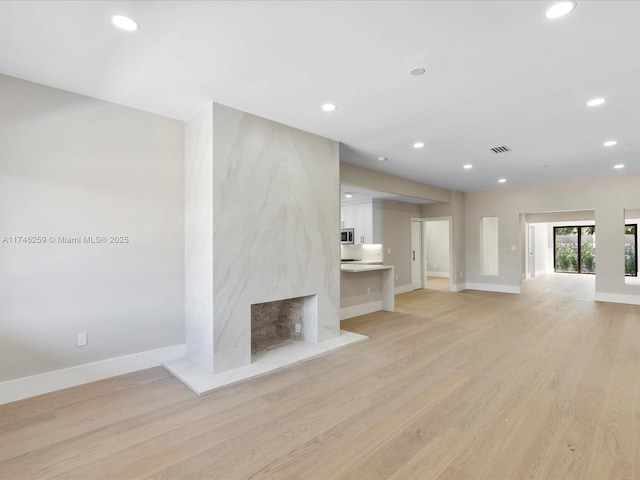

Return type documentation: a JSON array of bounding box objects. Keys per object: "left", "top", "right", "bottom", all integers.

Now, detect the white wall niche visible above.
[{"left": 480, "top": 216, "right": 499, "bottom": 276}]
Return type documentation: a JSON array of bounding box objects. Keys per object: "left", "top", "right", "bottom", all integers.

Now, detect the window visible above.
[
  {"left": 625, "top": 224, "right": 637, "bottom": 277},
  {"left": 554, "top": 226, "right": 595, "bottom": 274},
  {"left": 580, "top": 227, "right": 596, "bottom": 274},
  {"left": 554, "top": 224, "right": 636, "bottom": 276}
]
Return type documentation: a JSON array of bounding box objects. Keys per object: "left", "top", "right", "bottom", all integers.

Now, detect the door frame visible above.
[
  {"left": 410, "top": 219, "right": 424, "bottom": 290},
  {"left": 527, "top": 224, "right": 536, "bottom": 278}
]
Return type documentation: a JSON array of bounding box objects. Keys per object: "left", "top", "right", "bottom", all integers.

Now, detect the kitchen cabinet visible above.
[
  {"left": 353, "top": 202, "right": 373, "bottom": 244},
  {"left": 341, "top": 202, "right": 372, "bottom": 244},
  {"left": 341, "top": 205, "right": 354, "bottom": 229}
]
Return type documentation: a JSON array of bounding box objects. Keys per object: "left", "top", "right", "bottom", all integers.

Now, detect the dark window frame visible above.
[
  {"left": 553, "top": 224, "right": 638, "bottom": 276},
  {"left": 553, "top": 226, "right": 594, "bottom": 275},
  {"left": 625, "top": 224, "right": 638, "bottom": 277}
]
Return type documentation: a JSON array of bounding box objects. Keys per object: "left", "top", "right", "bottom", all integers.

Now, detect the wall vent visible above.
[{"left": 490, "top": 145, "right": 512, "bottom": 154}]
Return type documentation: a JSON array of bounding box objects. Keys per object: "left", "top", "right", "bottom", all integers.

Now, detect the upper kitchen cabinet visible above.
[
  {"left": 342, "top": 202, "right": 374, "bottom": 244},
  {"left": 353, "top": 202, "right": 373, "bottom": 244},
  {"left": 341, "top": 205, "right": 354, "bottom": 229}
]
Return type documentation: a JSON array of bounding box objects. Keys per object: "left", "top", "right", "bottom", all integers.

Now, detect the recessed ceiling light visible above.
[
  {"left": 321, "top": 103, "right": 337, "bottom": 112},
  {"left": 112, "top": 14, "right": 139, "bottom": 31},
  {"left": 463, "top": 164, "right": 473, "bottom": 169},
  {"left": 344, "top": 193, "right": 353, "bottom": 198},
  {"left": 587, "top": 97, "right": 606, "bottom": 107},
  {"left": 413, "top": 142, "right": 425, "bottom": 149},
  {"left": 545, "top": 1, "right": 577, "bottom": 19},
  {"left": 603, "top": 140, "right": 617, "bottom": 147},
  {"left": 409, "top": 68, "right": 426, "bottom": 76},
  {"left": 378, "top": 156, "right": 388, "bottom": 162},
  {"left": 498, "top": 178, "right": 507, "bottom": 183},
  {"left": 614, "top": 164, "right": 625, "bottom": 169}
]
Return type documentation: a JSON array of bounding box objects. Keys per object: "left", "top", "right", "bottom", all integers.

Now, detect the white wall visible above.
[
  {"left": 425, "top": 220, "right": 450, "bottom": 276},
  {"left": 340, "top": 162, "right": 450, "bottom": 203},
  {"left": 340, "top": 271, "right": 383, "bottom": 308},
  {"left": 381, "top": 200, "right": 422, "bottom": 289},
  {"left": 0, "top": 75, "right": 185, "bottom": 382},
  {"left": 465, "top": 174, "right": 640, "bottom": 302},
  {"left": 534, "top": 223, "right": 550, "bottom": 275},
  {"left": 372, "top": 199, "right": 383, "bottom": 244}
]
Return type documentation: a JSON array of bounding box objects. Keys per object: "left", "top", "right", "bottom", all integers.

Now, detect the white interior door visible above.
[
  {"left": 528, "top": 225, "right": 536, "bottom": 278},
  {"left": 411, "top": 220, "right": 423, "bottom": 290},
  {"left": 423, "top": 222, "right": 428, "bottom": 289}
]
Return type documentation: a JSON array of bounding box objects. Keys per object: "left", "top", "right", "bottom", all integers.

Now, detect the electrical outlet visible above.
[
  {"left": 367, "top": 287, "right": 371, "bottom": 294},
  {"left": 77, "top": 332, "right": 87, "bottom": 347},
  {"left": 395, "top": 274, "right": 398, "bottom": 281},
  {"left": 295, "top": 324, "right": 301, "bottom": 333},
  {"left": 387, "top": 248, "right": 391, "bottom": 254}
]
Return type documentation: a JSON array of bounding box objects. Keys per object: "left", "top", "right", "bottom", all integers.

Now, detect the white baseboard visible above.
[
  {"left": 464, "top": 282, "right": 521, "bottom": 294},
  {"left": 0, "top": 344, "right": 186, "bottom": 406},
  {"left": 594, "top": 292, "right": 640, "bottom": 306},
  {"left": 394, "top": 284, "right": 414, "bottom": 295},
  {"left": 427, "top": 271, "right": 449, "bottom": 278},
  {"left": 340, "top": 301, "right": 383, "bottom": 320},
  {"left": 451, "top": 283, "right": 466, "bottom": 292}
]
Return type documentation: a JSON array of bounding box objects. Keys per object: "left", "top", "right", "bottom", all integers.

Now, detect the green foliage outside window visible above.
[
  {"left": 626, "top": 250, "right": 636, "bottom": 276},
  {"left": 581, "top": 242, "right": 595, "bottom": 273},
  {"left": 556, "top": 245, "right": 578, "bottom": 271}
]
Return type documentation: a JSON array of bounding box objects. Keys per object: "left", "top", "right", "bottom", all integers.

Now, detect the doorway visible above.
[
  {"left": 410, "top": 217, "right": 453, "bottom": 291},
  {"left": 424, "top": 219, "right": 452, "bottom": 291}
]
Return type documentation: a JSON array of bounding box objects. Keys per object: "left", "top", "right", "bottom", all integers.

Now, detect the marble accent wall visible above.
[
  {"left": 185, "top": 103, "right": 340, "bottom": 374},
  {"left": 185, "top": 103, "right": 214, "bottom": 373}
]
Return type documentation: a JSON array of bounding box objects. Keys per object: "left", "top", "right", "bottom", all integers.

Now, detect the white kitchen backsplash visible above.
[{"left": 341, "top": 244, "right": 383, "bottom": 263}]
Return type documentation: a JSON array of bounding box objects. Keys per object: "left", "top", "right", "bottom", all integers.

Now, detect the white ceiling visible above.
[{"left": 1, "top": 1, "right": 638, "bottom": 192}]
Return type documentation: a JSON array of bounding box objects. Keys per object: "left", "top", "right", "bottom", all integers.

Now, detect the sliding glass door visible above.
[
  {"left": 580, "top": 227, "right": 596, "bottom": 273},
  {"left": 554, "top": 227, "right": 579, "bottom": 273},
  {"left": 554, "top": 226, "right": 596, "bottom": 274}
]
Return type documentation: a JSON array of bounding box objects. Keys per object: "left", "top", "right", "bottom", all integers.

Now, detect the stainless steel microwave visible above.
[{"left": 341, "top": 228, "right": 354, "bottom": 244}]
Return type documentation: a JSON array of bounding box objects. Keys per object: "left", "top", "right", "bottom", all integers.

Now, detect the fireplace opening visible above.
[{"left": 251, "top": 294, "right": 317, "bottom": 356}]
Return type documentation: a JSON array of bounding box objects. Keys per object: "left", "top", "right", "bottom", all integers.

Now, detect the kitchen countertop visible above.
[
  {"left": 340, "top": 264, "right": 393, "bottom": 273},
  {"left": 341, "top": 260, "right": 382, "bottom": 265}
]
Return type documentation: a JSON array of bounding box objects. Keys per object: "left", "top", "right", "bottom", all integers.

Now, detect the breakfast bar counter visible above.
[{"left": 340, "top": 264, "right": 395, "bottom": 319}]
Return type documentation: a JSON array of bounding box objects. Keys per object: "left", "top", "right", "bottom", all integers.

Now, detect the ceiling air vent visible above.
[{"left": 490, "top": 145, "right": 512, "bottom": 154}]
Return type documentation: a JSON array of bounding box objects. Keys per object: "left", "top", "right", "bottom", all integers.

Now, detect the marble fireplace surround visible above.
[{"left": 163, "top": 102, "right": 366, "bottom": 395}]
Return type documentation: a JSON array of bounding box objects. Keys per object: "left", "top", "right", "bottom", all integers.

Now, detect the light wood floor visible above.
[
  {"left": 426, "top": 276, "right": 450, "bottom": 292},
  {"left": 2, "top": 273, "right": 639, "bottom": 479}
]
